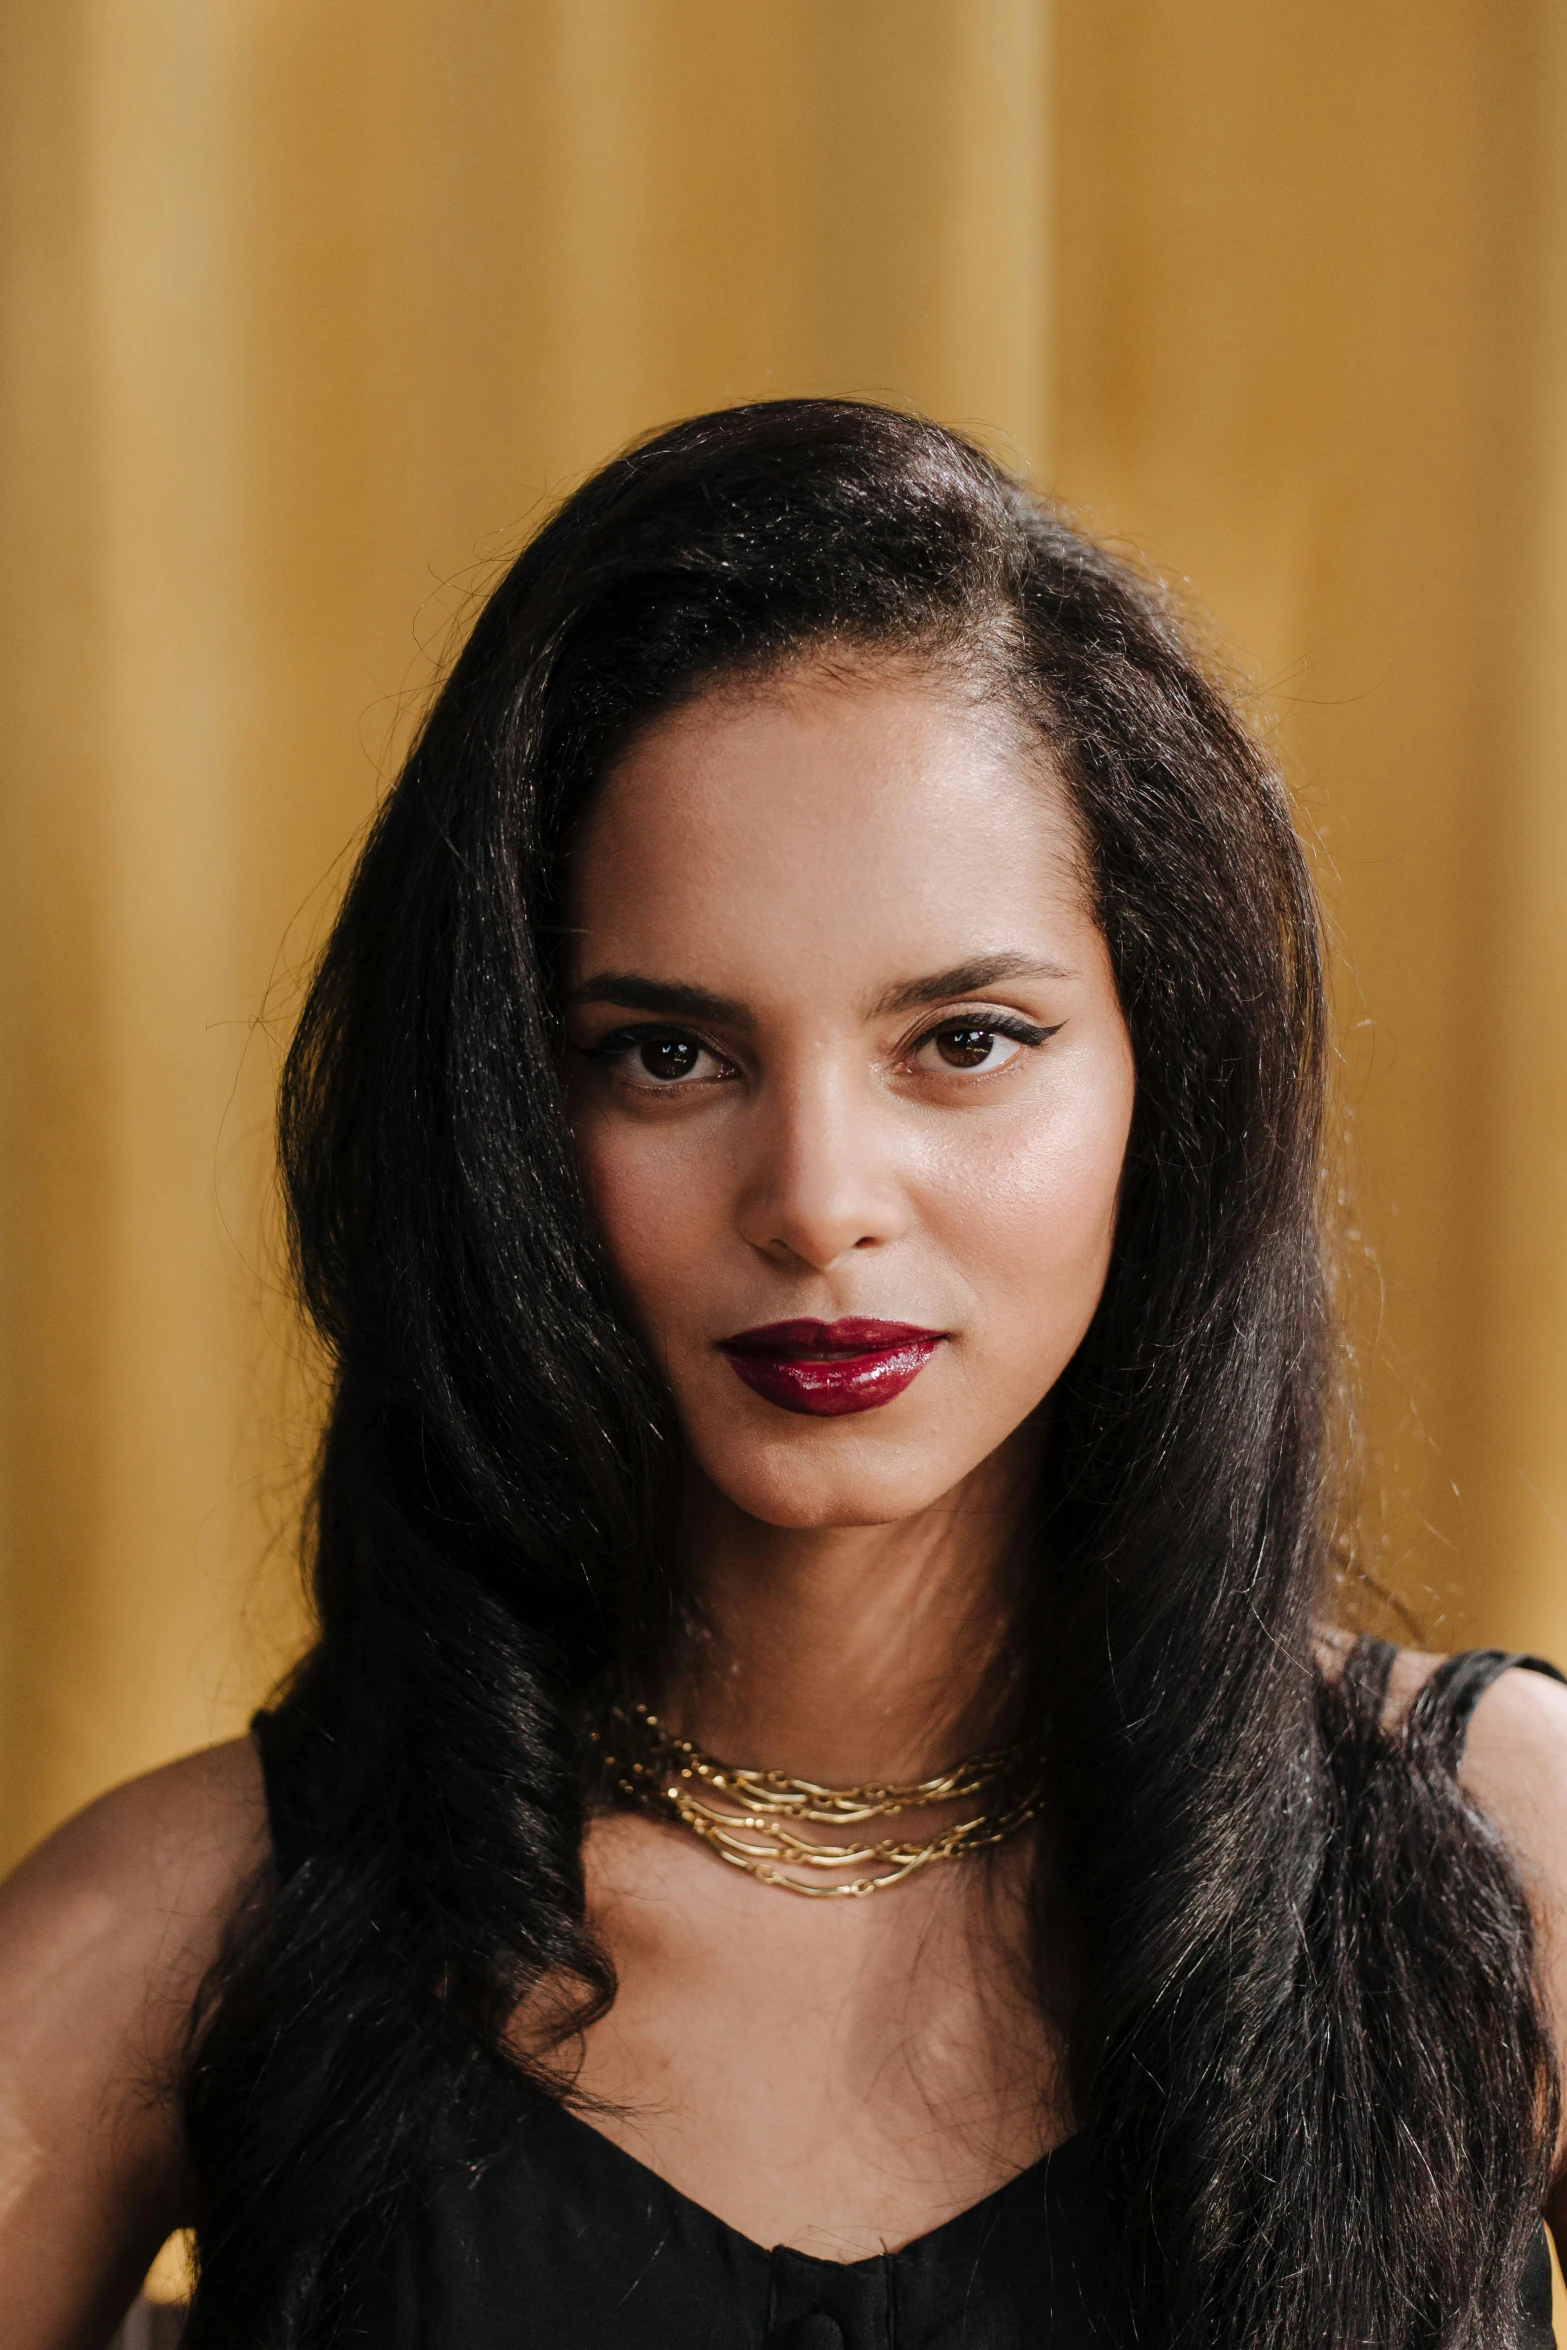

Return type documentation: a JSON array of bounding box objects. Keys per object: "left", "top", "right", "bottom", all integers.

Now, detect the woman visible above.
[{"left": 4, "top": 398, "right": 1567, "bottom": 2350}]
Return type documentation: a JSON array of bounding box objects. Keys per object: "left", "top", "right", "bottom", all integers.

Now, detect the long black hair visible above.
[{"left": 180, "top": 400, "right": 1556, "bottom": 2346}]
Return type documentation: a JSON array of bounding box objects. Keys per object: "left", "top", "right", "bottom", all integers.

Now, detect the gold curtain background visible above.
[{"left": 3, "top": 0, "right": 1565, "bottom": 1869}]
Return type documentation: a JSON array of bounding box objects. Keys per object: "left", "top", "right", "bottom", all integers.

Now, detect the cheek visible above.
[
  {"left": 570, "top": 1113, "right": 729, "bottom": 1331},
  {"left": 928, "top": 1060, "right": 1133, "bottom": 1348}
]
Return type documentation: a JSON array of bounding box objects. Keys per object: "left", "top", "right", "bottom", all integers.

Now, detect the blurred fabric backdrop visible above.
[{"left": 3, "top": 0, "right": 1567, "bottom": 1866}]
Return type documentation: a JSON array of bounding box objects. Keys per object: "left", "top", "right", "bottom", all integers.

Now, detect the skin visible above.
[
  {"left": 562, "top": 669, "right": 1134, "bottom": 1779},
  {"left": 4, "top": 667, "right": 1567, "bottom": 2337},
  {"left": 552, "top": 669, "right": 1133, "bottom": 2248}
]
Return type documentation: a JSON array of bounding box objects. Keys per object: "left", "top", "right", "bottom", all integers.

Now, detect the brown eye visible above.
[
  {"left": 578, "top": 1023, "right": 736, "bottom": 1091},
  {"left": 910, "top": 1019, "right": 1050, "bottom": 1077},
  {"left": 639, "top": 1037, "right": 702, "bottom": 1081},
  {"left": 934, "top": 1025, "right": 1003, "bottom": 1069}
]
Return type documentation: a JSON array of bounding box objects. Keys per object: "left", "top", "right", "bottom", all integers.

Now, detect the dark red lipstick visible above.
[{"left": 718, "top": 1318, "right": 944, "bottom": 1417}]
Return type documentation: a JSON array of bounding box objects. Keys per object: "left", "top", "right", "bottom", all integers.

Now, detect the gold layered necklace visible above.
[{"left": 590, "top": 1700, "right": 1043, "bottom": 1898}]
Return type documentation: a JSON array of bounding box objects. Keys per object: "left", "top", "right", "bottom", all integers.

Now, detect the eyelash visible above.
[
  {"left": 927, "top": 1013, "right": 1057, "bottom": 1053},
  {"left": 577, "top": 1026, "right": 732, "bottom": 1080},
  {"left": 577, "top": 1012, "right": 1061, "bottom": 1085}
]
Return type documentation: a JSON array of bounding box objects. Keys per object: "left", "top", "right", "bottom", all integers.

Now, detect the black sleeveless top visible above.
[{"left": 253, "top": 1647, "right": 1562, "bottom": 2349}]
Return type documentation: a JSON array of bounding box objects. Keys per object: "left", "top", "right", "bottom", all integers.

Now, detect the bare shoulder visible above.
[
  {"left": 1368, "top": 1640, "right": 1567, "bottom": 1858},
  {"left": 1320, "top": 1631, "right": 1567, "bottom": 1901},
  {"left": 1450, "top": 1658, "right": 1567, "bottom": 1893},
  {"left": 0, "top": 1738, "right": 269, "bottom": 2346},
  {"left": 1384, "top": 1648, "right": 1567, "bottom": 2042},
  {"left": 0, "top": 1737, "right": 270, "bottom": 2082},
  {"left": 3, "top": 1734, "right": 268, "bottom": 1929}
]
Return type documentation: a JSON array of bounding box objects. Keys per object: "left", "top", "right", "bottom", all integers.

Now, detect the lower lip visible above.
[{"left": 719, "top": 1337, "right": 943, "bottom": 1418}]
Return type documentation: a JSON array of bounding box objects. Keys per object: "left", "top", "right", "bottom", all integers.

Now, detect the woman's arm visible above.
[{"left": 0, "top": 1739, "right": 266, "bottom": 2350}]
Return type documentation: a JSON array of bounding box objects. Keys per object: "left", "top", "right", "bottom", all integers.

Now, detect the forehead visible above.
[{"left": 568, "top": 673, "right": 1092, "bottom": 984}]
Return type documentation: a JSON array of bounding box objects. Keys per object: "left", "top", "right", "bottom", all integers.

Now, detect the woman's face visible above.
[{"left": 563, "top": 668, "right": 1136, "bottom": 1532}]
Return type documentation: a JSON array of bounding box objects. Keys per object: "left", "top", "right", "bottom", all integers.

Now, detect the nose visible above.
[{"left": 734, "top": 1060, "right": 910, "bottom": 1272}]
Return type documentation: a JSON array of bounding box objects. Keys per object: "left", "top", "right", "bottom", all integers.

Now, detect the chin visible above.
[{"left": 694, "top": 1424, "right": 976, "bottom": 1531}]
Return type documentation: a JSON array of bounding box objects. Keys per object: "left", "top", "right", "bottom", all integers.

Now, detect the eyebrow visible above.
[
  {"left": 567, "top": 953, "right": 1076, "bottom": 1029},
  {"left": 869, "top": 954, "right": 1078, "bottom": 1015},
  {"left": 566, "top": 972, "right": 754, "bottom": 1027}
]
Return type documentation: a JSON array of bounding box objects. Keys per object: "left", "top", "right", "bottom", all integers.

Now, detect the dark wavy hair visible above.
[{"left": 179, "top": 399, "right": 1556, "bottom": 2347}]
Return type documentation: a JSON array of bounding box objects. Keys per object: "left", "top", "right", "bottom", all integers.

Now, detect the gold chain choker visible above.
[{"left": 590, "top": 1701, "right": 1042, "bottom": 1898}]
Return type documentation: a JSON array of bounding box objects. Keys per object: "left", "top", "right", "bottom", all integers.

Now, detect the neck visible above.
[{"left": 659, "top": 1427, "right": 1038, "bottom": 1787}]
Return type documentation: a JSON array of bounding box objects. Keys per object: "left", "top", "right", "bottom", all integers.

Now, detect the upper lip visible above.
[{"left": 718, "top": 1318, "right": 945, "bottom": 1357}]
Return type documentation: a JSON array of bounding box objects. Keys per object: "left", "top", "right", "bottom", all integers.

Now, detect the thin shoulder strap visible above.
[
  {"left": 1343, "top": 1632, "right": 1399, "bottom": 1715},
  {"left": 1406, "top": 1648, "right": 1567, "bottom": 1770},
  {"left": 252, "top": 1703, "right": 322, "bottom": 1882}
]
